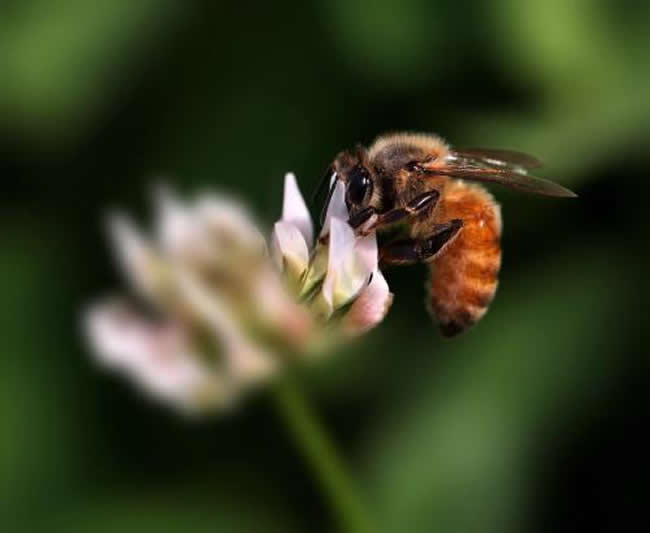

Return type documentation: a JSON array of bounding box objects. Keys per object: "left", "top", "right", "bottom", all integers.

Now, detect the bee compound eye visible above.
[{"left": 347, "top": 166, "right": 372, "bottom": 205}]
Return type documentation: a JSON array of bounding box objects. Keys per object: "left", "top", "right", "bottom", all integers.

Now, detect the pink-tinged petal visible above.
[
  {"left": 320, "top": 180, "right": 348, "bottom": 236},
  {"left": 107, "top": 214, "right": 167, "bottom": 303},
  {"left": 253, "top": 268, "right": 314, "bottom": 347},
  {"left": 341, "top": 270, "right": 393, "bottom": 336},
  {"left": 85, "top": 300, "right": 151, "bottom": 368},
  {"left": 84, "top": 300, "right": 230, "bottom": 411},
  {"left": 282, "top": 173, "right": 313, "bottom": 247},
  {"left": 271, "top": 221, "right": 310, "bottom": 278}
]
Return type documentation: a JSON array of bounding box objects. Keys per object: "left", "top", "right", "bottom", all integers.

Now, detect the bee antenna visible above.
[
  {"left": 311, "top": 165, "right": 335, "bottom": 207},
  {"left": 319, "top": 172, "right": 339, "bottom": 227}
]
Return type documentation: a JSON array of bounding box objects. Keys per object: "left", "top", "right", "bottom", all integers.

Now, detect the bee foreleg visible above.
[
  {"left": 378, "top": 219, "right": 463, "bottom": 267},
  {"left": 349, "top": 190, "right": 440, "bottom": 235},
  {"left": 347, "top": 207, "right": 379, "bottom": 234}
]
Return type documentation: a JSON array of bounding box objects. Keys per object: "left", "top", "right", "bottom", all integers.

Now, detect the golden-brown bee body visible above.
[
  {"left": 370, "top": 133, "right": 502, "bottom": 335},
  {"left": 426, "top": 180, "right": 502, "bottom": 335},
  {"left": 323, "top": 132, "right": 574, "bottom": 336}
]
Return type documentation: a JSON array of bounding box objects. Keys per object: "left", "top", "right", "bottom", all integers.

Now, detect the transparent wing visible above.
[
  {"left": 427, "top": 150, "right": 577, "bottom": 197},
  {"left": 452, "top": 148, "right": 543, "bottom": 169}
]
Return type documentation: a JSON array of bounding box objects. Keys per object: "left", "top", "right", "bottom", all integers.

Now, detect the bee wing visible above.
[
  {"left": 452, "top": 148, "right": 543, "bottom": 169},
  {"left": 427, "top": 151, "right": 576, "bottom": 197},
  {"left": 430, "top": 166, "right": 576, "bottom": 197}
]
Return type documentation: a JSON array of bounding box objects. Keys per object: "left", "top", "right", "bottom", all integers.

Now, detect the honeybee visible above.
[{"left": 318, "top": 132, "right": 576, "bottom": 336}]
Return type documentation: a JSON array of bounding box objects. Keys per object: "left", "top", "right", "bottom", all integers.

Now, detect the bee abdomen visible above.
[{"left": 426, "top": 182, "right": 502, "bottom": 336}]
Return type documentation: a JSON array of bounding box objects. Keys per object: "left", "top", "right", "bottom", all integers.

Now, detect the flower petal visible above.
[
  {"left": 315, "top": 216, "right": 378, "bottom": 317},
  {"left": 107, "top": 213, "right": 168, "bottom": 304},
  {"left": 252, "top": 268, "right": 314, "bottom": 347},
  {"left": 195, "top": 192, "right": 266, "bottom": 255},
  {"left": 84, "top": 300, "right": 230, "bottom": 411},
  {"left": 320, "top": 180, "right": 348, "bottom": 236},
  {"left": 175, "top": 269, "right": 277, "bottom": 386},
  {"left": 354, "top": 231, "right": 378, "bottom": 275},
  {"left": 320, "top": 217, "right": 357, "bottom": 313},
  {"left": 271, "top": 220, "right": 310, "bottom": 280},
  {"left": 341, "top": 270, "right": 393, "bottom": 336},
  {"left": 282, "top": 172, "right": 313, "bottom": 247},
  {"left": 298, "top": 241, "right": 329, "bottom": 298},
  {"left": 154, "top": 186, "right": 204, "bottom": 259},
  {"left": 155, "top": 187, "right": 266, "bottom": 268}
]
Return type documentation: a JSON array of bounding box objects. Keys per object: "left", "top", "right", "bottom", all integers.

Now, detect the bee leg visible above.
[
  {"left": 379, "top": 219, "right": 463, "bottom": 267},
  {"left": 349, "top": 190, "right": 440, "bottom": 235},
  {"left": 347, "top": 206, "right": 378, "bottom": 234}
]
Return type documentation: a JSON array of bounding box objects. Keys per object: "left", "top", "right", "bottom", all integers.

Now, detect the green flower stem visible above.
[{"left": 272, "top": 375, "right": 373, "bottom": 533}]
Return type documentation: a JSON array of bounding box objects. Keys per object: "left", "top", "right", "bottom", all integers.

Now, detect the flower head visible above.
[{"left": 84, "top": 173, "right": 393, "bottom": 412}]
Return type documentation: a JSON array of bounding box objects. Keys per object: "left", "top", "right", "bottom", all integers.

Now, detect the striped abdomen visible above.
[{"left": 427, "top": 181, "right": 502, "bottom": 336}]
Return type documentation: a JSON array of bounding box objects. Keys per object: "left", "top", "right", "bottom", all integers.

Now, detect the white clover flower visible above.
[
  {"left": 84, "top": 173, "right": 393, "bottom": 413},
  {"left": 271, "top": 173, "right": 387, "bottom": 319}
]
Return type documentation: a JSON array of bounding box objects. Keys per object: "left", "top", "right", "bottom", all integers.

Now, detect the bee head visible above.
[{"left": 325, "top": 145, "right": 376, "bottom": 217}]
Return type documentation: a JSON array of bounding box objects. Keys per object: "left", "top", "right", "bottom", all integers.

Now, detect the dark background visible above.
[{"left": 2, "top": 1, "right": 649, "bottom": 531}]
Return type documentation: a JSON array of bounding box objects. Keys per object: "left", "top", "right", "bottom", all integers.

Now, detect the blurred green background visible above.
[{"left": 2, "top": 1, "right": 649, "bottom": 531}]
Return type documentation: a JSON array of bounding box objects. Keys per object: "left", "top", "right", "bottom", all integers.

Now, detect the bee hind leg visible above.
[{"left": 378, "top": 219, "right": 463, "bottom": 267}]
